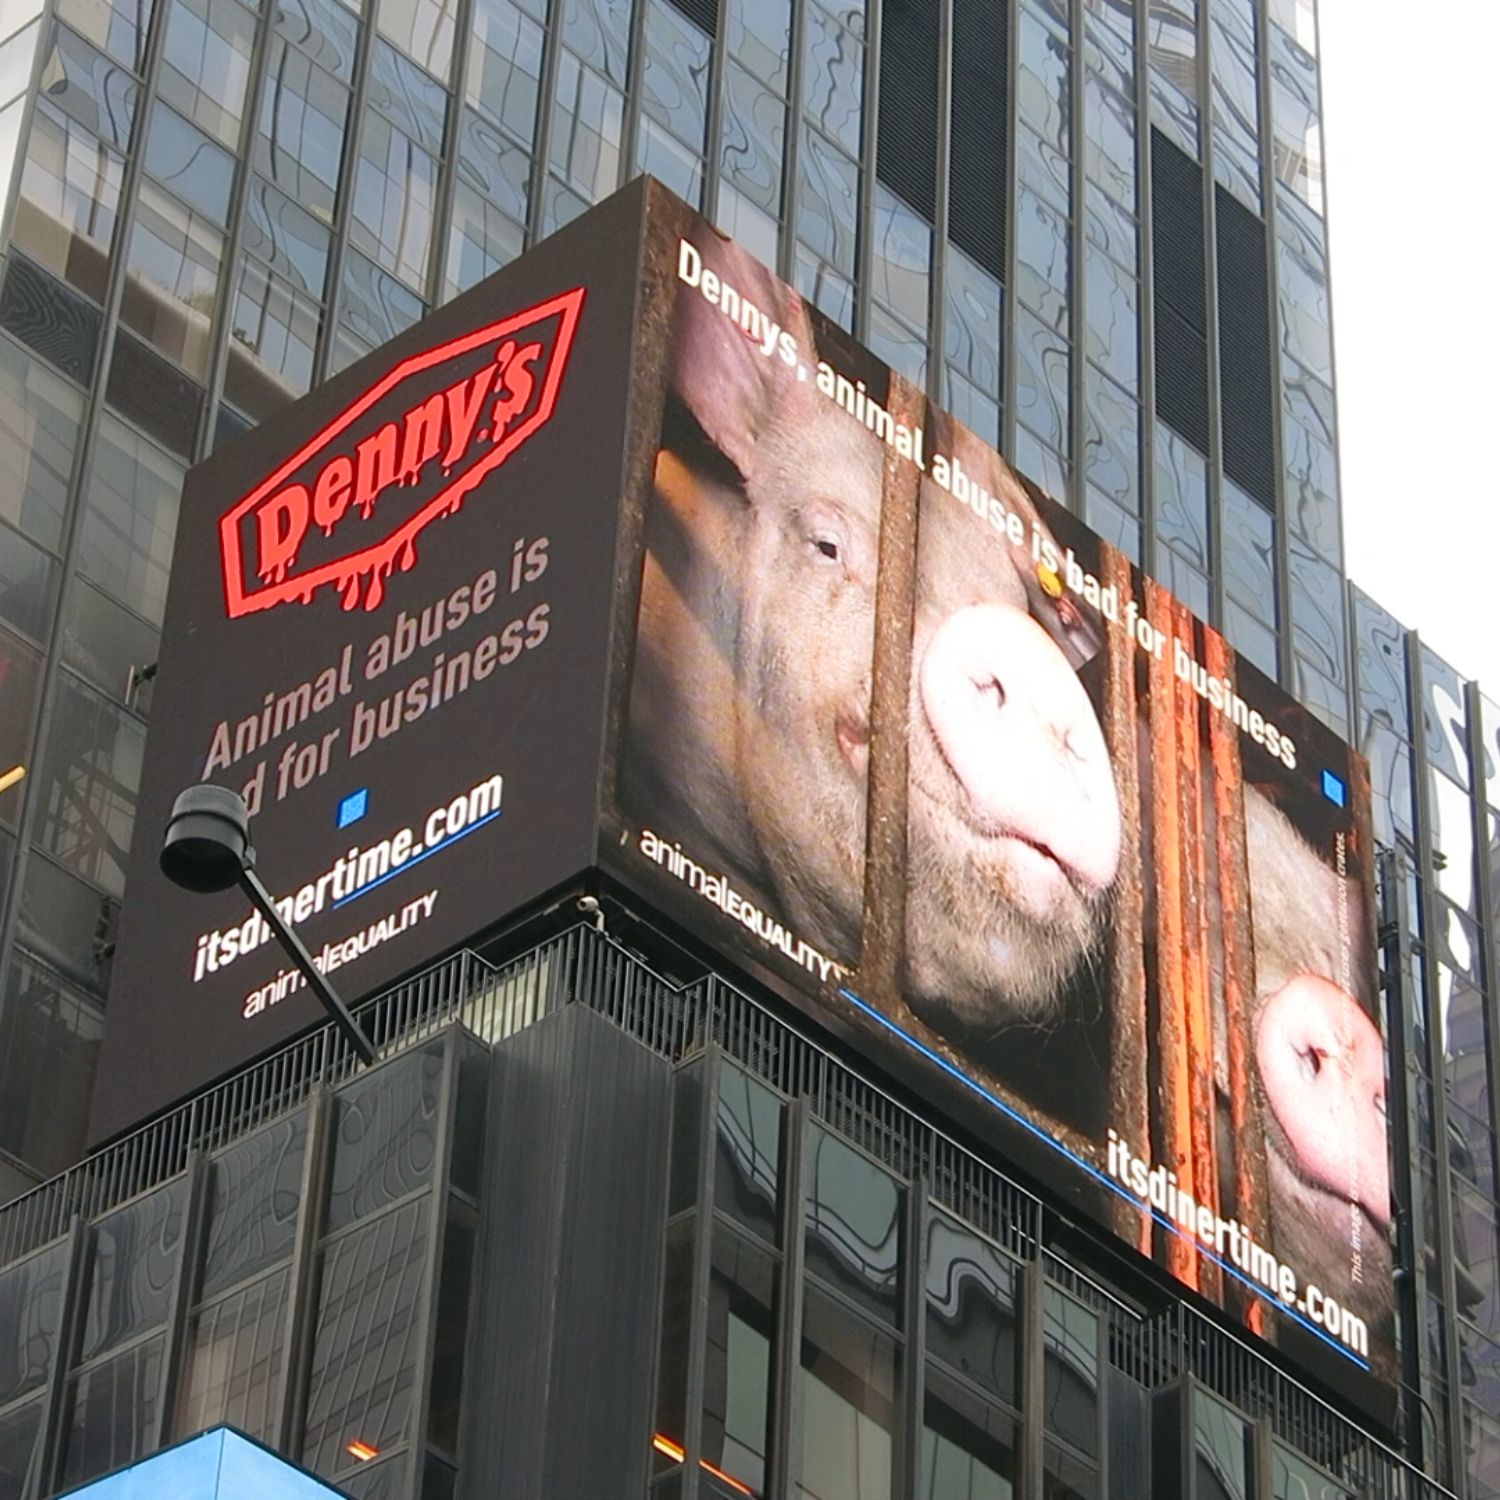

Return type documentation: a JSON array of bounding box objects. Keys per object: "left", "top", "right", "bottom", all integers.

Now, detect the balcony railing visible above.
[{"left": 0, "top": 921, "right": 1452, "bottom": 1499}]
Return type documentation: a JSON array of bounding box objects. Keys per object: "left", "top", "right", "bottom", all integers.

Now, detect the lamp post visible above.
[{"left": 159, "top": 784, "right": 377, "bottom": 1065}]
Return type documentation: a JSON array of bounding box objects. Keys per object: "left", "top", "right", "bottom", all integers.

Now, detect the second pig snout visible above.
[{"left": 917, "top": 603, "right": 1122, "bottom": 913}]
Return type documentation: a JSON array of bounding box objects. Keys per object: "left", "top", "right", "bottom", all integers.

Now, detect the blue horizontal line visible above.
[
  {"left": 838, "top": 985, "right": 1370, "bottom": 1371},
  {"left": 333, "top": 809, "right": 502, "bottom": 909}
]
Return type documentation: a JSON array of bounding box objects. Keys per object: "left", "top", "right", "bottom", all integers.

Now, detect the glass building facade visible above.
[{"left": 0, "top": 0, "right": 1491, "bottom": 1494}]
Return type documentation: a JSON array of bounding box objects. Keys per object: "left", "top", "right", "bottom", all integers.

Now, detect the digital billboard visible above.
[
  {"left": 98, "top": 178, "right": 1390, "bottom": 1418},
  {"left": 91, "top": 181, "right": 652, "bottom": 1141},
  {"left": 601, "top": 187, "right": 1391, "bottom": 1416}
]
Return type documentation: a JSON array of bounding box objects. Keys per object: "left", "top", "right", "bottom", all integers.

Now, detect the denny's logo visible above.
[{"left": 218, "top": 287, "right": 585, "bottom": 617}]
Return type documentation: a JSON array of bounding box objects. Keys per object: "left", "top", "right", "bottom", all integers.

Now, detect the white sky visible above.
[{"left": 1319, "top": 0, "right": 1500, "bottom": 701}]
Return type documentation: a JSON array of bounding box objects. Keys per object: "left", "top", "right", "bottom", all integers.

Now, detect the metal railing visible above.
[{"left": 0, "top": 921, "right": 1453, "bottom": 1499}]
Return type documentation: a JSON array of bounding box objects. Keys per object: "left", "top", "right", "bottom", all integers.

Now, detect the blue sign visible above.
[{"left": 60, "top": 1429, "right": 353, "bottom": 1500}]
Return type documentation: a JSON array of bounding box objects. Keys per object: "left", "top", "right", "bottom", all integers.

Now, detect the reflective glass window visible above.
[
  {"left": 0, "top": 1397, "right": 43, "bottom": 1497},
  {"left": 1042, "top": 1286, "right": 1098, "bottom": 1458},
  {"left": 467, "top": 0, "right": 542, "bottom": 144},
  {"left": 1082, "top": 366, "right": 1138, "bottom": 512},
  {"left": 924, "top": 1209, "right": 1018, "bottom": 1404},
  {"left": 202, "top": 1111, "right": 308, "bottom": 1297},
  {"left": 637, "top": 114, "right": 703, "bottom": 205},
  {"left": 549, "top": 51, "right": 622, "bottom": 203},
  {"left": 37, "top": 22, "right": 137, "bottom": 148},
  {"left": 120, "top": 177, "right": 222, "bottom": 379},
  {"left": 1018, "top": 8, "right": 1069, "bottom": 152},
  {"left": 1015, "top": 307, "right": 1069, "bottom": 454},
  {"left": 225, "top": 257, "right": 319, "bottom": 422},
  {"left": 455, "top": 108, "right": 531, "bottom": 222},
  {"left": 1195, "top": 1389, "right": 1249, "bottom": 1500},
  {"left": 76, "top": 411, "right": 184, "bottom": 626},
  {"left": 1084, "top": 249, "right": 1137, "bottom": 391},
  {"left": 0, "top": 1237, "right": 72, "bottom": 1405},
  {"left": 719, "top": 60, "right": 784, "bottom": 218},
  {"left": 274, "top": 0, "right": 356, "bottom": 79},
  {"left": 367, "top": 38, "right": 446, "bottom": 156},
  {"left": 1270, "top": 1441, "right": 1352, "bottom": 1499},
  {"left": 559, "top": 0, "right": 629, "bottom": 89},
  {"left": 1224, "top": 600, "right": 1276, "bottom": 681},
  {"left": 256, "top": 43, "right": 350, "bottom": 222},
  {"left": 727, "top": 0, "right": 787, "bottom": 92},
  {"left": 1222, "top": 478, "right": 1276, "bottom": 622},
  {"left": 144, "top": 104, "right": 235, "bottom": 224},
  {"left": 60, "top": 1335, "right": 164, "bottom": 1489},
  {"left": 799, "top": 128, "right": 858, "bottom": 277},
  {"left": 716, "top": 1064, "right": 781, "bottom": 1244},
  {"left": 804, "top": 1126, "right": 902, "bottom": 1326},
  {"left": 12, "top": 102, "right": 122, "bottom": 303},
  {"left": 797, "top": 1285, "right": 896, "bottom": 1500},
  {"left": 80, "top": 1178, "right": 187, "bottom": 1360},
  {"left": 326, "top": 1045, "right": 443, "bottom": 1231},
  {"left": 351, "top": 110, "right": 437, "bottom": 290},
  {"left": 1085, "top": 181, "right": 1135, "bottom": 273},
  {"left": 640, "top": 0, "right": 708, "bottom": 149},
  {"left": 1016, "top": 184, "right": 1069, "bottom": 332},
  {"left": 0, "top": 519, "right": 55, "bottom": 644},
  {"left": 867, "top": 303, "right": 926, "bottom": 388},
  {"left": 443, "top": 181, "right": 523, "bottom": 298},
  {"left": 0, "top": 336, "right": 79, "bottom": 551},
  {"left": 1287, "top": 538, "right": 1345, "bottom": 684},
  {"left": 803, "top": 0, "right": 864, "bottom": 158},
  {"left": 921, "top": 1366, "right": 1016, "bottom": 1500},
  {"left": 377, "top": 0, "right": 456, "bottom": 82},
  {"left": 704, "top": 1227, "right": 775, "bottom": 1495},
  {"left": 61, "top": 576, "right": 158, "bottom": 705},
  {"left": 158, "top": 0, "right": 253, "bottom": 146},
  {"left": 242, "top": 175, "right": 330, "bottom": 296},
  {"left": 56, "top": 0, "right": 152, "bottom": 70},
  {"left": 796, "top": 244, "right": 854, "bottom": 333},
  {"left": 33, "top": 669, "right": 144, "bottom": 897},
  {"left": 339, "top": 249, "right": 424, "bottom": 353},
  {"left": 1153, "top": 425, "right": 1208, "bottom": 568},
  {"left": 0, "top": 951, "right": 103, "bottom": 1171},
  {"left": 0, "top": 627, "right": 39, "bottom": 822},
  {"left": 944, "top": 247, "right": 1002, "bottom": 399},
  {"left": 1086, "top": 485, "right": 1140, "bottom": 564},
  {"left": 1084, "top": 71, "right": 1134, "bottom": 209},
  {"left": 177, "top": 1266, "right": 289, "bottom": 1442},
  {"left": 870, "top": 185, "right": 931, "bottom": 332},
  {"left": 302, "top": 1195, "right": 429, "bottom": 1478},
  {"left": 1422, "top": 646, "right": 1470, "bottom": 791}
]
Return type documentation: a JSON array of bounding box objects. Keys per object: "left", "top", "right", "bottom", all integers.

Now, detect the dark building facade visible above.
[
  {"left": 0, "top": 927, "right": 1463, "bottom": 1499},
  {"left": 0, "top": 0, "right": 1494, "bottom": 1495}
]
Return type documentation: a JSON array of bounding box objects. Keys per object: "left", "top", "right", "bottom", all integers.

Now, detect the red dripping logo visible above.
[{"left": 218, "top": 286, "right": 586, "bottom": 618}]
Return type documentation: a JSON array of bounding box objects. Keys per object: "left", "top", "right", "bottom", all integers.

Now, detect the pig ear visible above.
[{"left": 671, "top": 234, "right": 808, "bottom": 482}]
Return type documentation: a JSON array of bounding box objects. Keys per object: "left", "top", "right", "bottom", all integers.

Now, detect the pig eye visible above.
[{"left": 811, "top": 533, "right": 843, "bottom": 563}]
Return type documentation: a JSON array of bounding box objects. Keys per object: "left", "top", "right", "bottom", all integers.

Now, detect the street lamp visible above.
[{"left": 160, "top": 784, "right": 376, "bottom": 1064}]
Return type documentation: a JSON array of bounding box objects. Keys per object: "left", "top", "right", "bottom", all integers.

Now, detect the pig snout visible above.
[
  {"left": 918, "top": 603, "right": 1121, "bottom": 917},
  {"left": 1256, "top": 975, "right": 1391, "bottom": 1229}
]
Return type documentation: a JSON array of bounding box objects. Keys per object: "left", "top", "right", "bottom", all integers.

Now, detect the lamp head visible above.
[{"left": 161, "top": 784, "right": 253, "bottom": 893}]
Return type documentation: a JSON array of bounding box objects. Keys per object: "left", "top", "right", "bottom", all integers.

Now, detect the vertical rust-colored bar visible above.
[
  {"left": 1205, "top": 628, "right": 1270, "bottom": 1332},
  {"left": 1104, "top": 549, "right": 1150, "bottom": 1257},
  {"left": 861, "top": 375, "right": 925, "bottom": 999},
  {"left": 1174, "top": 604, "right": 1221, "bottom": 1303},
  {"left": 1147, "top": 580, "right": 1195, "bottom": 1288}
]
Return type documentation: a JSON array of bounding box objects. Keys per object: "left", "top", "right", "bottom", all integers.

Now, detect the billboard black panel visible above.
[{"left": 92, "top": 182, "right": 650, "bottom": 1141}]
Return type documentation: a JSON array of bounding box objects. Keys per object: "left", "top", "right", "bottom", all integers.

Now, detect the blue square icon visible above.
[
  {"left": 337, "top": 788, "right": 368, "bottom": 828},
  {"left": 1321, "top": 770, "right": 1346, "bottom": 808}
]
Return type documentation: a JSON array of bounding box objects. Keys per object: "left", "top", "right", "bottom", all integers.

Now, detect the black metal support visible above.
[{"left": 237, "top": 865, "right": 376, "bottom": 1065}]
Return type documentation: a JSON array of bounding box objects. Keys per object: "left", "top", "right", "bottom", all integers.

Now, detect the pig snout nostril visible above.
[
  {"left": 974, "top": 675, "right": 1005, "bottom": 711},
  {"left": 1296, "top": 1043, "right": 1326, "bottom": 1084}
]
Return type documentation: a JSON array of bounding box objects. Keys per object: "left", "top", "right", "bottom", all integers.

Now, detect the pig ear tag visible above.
[{"left": 1037, "top": 563, "right": 1064, "bottom": 599}]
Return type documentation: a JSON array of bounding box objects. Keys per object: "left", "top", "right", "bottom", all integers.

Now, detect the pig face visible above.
[
  {"left": 1245, "top": 790, "right": 1393, "bottom": 1343},
  {"left": 630, "top": 236, "right": 883, "bottom": 960},
  {"left": 727, "top": 401, "right": 884, "bottom": 950},
  {"left": 903, "top": 462, "right": 1123, "bottom": 1031}
]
